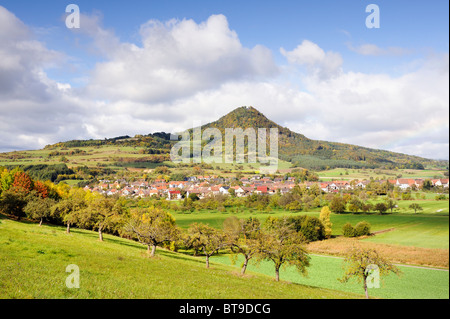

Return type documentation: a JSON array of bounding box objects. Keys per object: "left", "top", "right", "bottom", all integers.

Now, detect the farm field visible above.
[
  {"left": 318, "top": 168, "right": 447, "bottom": 181},
  {"left": 211, "top": 253, "right": 449, "bottom": 299},
  {"left": 0, "top": 144, "right": 293, "bottom": 174},
  {"left": 171, "top": 207, "right": 449, "bottom": 249},
  {"left": 0, "top": 215, "right": 359, "bottom": 299},
  {"left": 172, "top": 207, "right": 449, "bottom": 269}
]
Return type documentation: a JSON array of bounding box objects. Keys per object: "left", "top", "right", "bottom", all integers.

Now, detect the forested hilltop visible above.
[{"left": 38, "top": 106, "right": 445, "bottom": 171}]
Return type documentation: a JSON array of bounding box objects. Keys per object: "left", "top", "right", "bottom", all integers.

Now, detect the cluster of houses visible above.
[{"left": 83, "top": 175, "right": 449, "bottom": 200}]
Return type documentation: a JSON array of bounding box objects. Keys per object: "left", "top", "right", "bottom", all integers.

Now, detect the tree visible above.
[
  {"left": 319, "top": 206, "right": 333, "bottom": 238},
  {"left": 339, "top": 247, "right": 401, "bottom": 299},
  {"left": 0, "top": 168, "right": 16, "bottom": 192},
  {"left": 124, "top": 207, "right": 179, "bottom": 257},
  {"left": 384, "top": 198, "right": 397, "bottom": 213},
  {"left": 33, "top": 181, "right": 49, "bottom": 199},
  {"left": 348, "top": 197, "right": 362, "bottom": 213},
  {"left": 12, "top": 171, "right": 34, "bottom": 194},
  {"left": 24, "top": 197, "right": 56, "bottom": 226},
  {"left": 0, "top": 188, "right": 32, "bottom": 220},
  {"left": 361, "top": 202, "right": 373, "bottom": 213},
  {"left": 329, "top": 195, "right": 346, "bottom": 214},
  {"left": 78, "top": 194, "right": 122, "bottom": 241},
  {"left": 51, "top": 189, "right": 87, "bottom": 234},
  {"left": 409, "top": 203, "right": 423, "bottom": 214},
  {"left": 299, "top": 216, "right": 325, "bottom": 242},
  {"left": 257, "top": 218, "right": 310, "bottom": 281},
  {"left": 422, "top": 179, "right": 433, "bottom": 190},
  {"left": 185, "top": 223, "right": 226, "bottom": 268},
  {"left": 223, "top": 216, "right": 262, "bottom": 274},
  {"left": 374, "top": 202, "right": 388, "bottom": 215}
]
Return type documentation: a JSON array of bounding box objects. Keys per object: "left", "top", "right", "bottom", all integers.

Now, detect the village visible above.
[{"left": 84, "top": 174, "right": 450, "bottom": 200}]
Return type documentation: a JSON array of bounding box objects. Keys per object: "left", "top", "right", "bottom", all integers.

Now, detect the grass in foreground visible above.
[
  {"left": 0, "top": 216, "right": 359, "bottom": 299},
  {"left": 212, "top": 254, "right": 449, "bottom": 299}
]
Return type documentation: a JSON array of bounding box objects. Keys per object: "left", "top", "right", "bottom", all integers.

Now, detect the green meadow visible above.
[
  {"left": 318, "top": 168, "right": 447, "bottom": 181},
  {"left": 171, "top": 207, "right": 449, "bottom": 249},
  {"left": 0, "top": 216, "right": 360, "bottom": 299},
  {"left": 212, "top": 254, "right": 449, "bottom": 299}
]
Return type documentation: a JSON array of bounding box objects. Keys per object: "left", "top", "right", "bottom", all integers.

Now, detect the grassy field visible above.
[
  {"left": 0, "top": 144, "right": 296, "bottom": 178},
  {"left": 0, "top": 215, "right": 360, "bottom": 299},
  {"left": 171, "top": 207, "right": 449, "bottom": 249},
  {"left": 212, "top": 254, "right": 449, "bottom": 299},
  {"left": 318, "top": 168, "right": 447, "bottom": 181}
]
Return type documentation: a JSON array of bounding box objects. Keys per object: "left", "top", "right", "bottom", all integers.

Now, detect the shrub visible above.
[
  {"left": 300, "top": 216, "right": 325, "bottom": 242},
  {"left": 286, "top": 215, "right": 325, "bottom": 242},
  {"left": 342, "top": 223, "right": 355, "bottom": 237},
  {"left": 354, "top": 221, "right": 371, "bottom": 236}
]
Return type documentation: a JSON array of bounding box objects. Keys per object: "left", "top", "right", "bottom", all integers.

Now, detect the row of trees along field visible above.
[{"left": 0, "top": 167, "right": 403, "bottom": 298}]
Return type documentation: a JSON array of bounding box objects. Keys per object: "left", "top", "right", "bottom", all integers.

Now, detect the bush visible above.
[
  {"left": 354, "top": 221, "right": 371, "bottom": 236},
  {"left": 300, "top": 216, "right": 325, "bottom": 242},
  {"left": 342, "top": 221, "right": 371, "bottom": 237},
  {"left": 342, "top": 223, "right": 355, "bottom": 237},
  {"left": 286, "top": 215, "right": 325, "bottom": 242}
]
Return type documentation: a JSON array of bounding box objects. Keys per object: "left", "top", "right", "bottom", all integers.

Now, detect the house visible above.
[
  {"left": 233, "top": 186, "right": 247, "bottom": 197},
  {"left": 149, "top": 189, "right": 159, "bottom": 197},
  {"left": 320, "top": 183, "right": 330, "bottom": 193},
  {"left": 209, "top": 186, "right": 220, "bottom": 196},
  {"left": 396, "top": 179, "right": 415, "bottom": 190},
  {"left": 255, "top": 186, "right": 268, "bottom": 194},
  {"left": 168, "top": 190, "right": 182, "bottom": 200},
  {"left": 168, "top": 181, "right": 185, "bottom": 189},
  {"left": 434, "top": 179, "right": 449, "bottom": 188},
  {"left": 356, "top": 180, "right": 369, "bottom": 189},
  {"left": 106, "top": 189, "right": 118, "bottom": 196},
  {"left": 136, "top": 189, "right": 149, "bottom": 198},
  {"left": 121, "top": 189, "right": 132, "bottom": 196},
  {"left": 186, "top": 189, "right": 201, "bottom": 199},
  {"left": 219, "top": 186, "right": 230, "bottom": 195}
]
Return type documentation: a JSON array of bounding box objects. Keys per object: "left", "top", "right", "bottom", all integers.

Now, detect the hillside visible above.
[
  {"left": 191, "top": 106, "right": 444, "bottom": 170},
  {"left": 0, "top": 215, "right": 360, "bottom": 299},
  {"left": 0, "top": 106, "right": 447, "bottom": 172}
]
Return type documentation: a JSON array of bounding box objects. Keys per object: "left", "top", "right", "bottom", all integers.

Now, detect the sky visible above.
[{"left": 0, "top": 0, "right": 448, "bottom": 160}]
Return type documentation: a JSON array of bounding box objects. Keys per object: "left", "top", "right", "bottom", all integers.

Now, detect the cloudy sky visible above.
[{"left": 0, "top": 0, "right": 448, "bottom": 159}]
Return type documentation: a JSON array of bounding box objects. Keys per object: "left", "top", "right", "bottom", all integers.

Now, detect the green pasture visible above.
[
  {"left": 0, "top": 216, "right": 358, "bottom": 299},
  {"left": 212, "top": 254, "right": 449, "bottom": 299},
  {"left": 317, "top": 168, "right": 447, "bottom": 181},
  {"left": 171, "top": 207, "right": 449, "bottom": 249}
]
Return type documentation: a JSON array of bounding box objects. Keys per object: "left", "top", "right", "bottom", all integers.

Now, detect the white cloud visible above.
[
  {"left": 84, "top": 14, "right": 278, "bottom": 104},
  {"left": 0, "top": 6, "right": 448, "bottom": 161},
  {"left": 280, "top": 40, "right": 343, "bottom": 80},
  {"left": 348, "top": 43, "right": 412, "bottom": 56},
  {"left": 0, "top": 6, "right": 91, "bottom": 151}
]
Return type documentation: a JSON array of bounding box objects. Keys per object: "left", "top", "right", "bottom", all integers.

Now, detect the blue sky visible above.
[
  {"left": 3, "top": 0, "right": 448, "bottom": 77},
  {"left": 0, "top": 1, "right": 448, "bottom": 159}
]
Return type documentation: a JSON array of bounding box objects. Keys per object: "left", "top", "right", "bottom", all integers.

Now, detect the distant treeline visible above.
[
  {"left": 287, "top": 154, "right": 426, "bottom": 171},
  {"left": 45, "top": 133, "right": 174, "bottom": 149},
  {"left": 48, "top": 149, "right": 87, "bottom": 157},
  {"left": 3, "top": 164, "right": 75, "bottom": 182}
]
